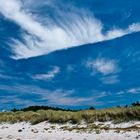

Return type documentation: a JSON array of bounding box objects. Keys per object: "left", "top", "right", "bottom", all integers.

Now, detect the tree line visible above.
[{"left": 11, "top": 101, "right": 140, "bottom": 112}]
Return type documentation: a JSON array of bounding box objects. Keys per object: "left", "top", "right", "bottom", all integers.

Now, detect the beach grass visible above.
[{"left": 0, "top": 106, "right": 140, "bottom": 124}]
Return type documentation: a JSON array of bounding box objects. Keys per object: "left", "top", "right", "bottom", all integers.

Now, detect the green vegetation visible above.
[
  {"left": 0, "top": 105, "right": 140, "bottom": 125},
  {"left": 11, "top": 105, "right": 80, "bottom": 112}
]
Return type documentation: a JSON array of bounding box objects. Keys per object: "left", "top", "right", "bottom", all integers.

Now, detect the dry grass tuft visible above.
[{"left": 0, "top": 106, "right": 140, "bottom": 124}]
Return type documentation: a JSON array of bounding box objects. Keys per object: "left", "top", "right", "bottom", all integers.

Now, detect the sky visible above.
[{"left": 0, "top": 0, "right": 140, "bottom": 110}]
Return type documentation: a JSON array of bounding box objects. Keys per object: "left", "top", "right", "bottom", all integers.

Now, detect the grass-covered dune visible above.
[{"left": 0, "top": 106, "right": 140, "bottom": 125}]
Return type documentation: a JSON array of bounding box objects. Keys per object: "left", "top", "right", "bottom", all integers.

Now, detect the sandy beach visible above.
[{"left": 0, "top": 121, "right": 140, "bottom": 140}]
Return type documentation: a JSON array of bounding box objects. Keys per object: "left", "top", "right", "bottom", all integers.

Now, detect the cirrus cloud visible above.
[{"left": 0, "top": 0, "right": 140, "bottom": 59}]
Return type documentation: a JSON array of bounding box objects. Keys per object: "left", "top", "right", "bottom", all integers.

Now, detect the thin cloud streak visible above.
[
  {"left": 33, "top": 66, "right": 60, "bottom": 81},
  {"left": 0, "top": 84, "right": 104, "bottom": 106}
]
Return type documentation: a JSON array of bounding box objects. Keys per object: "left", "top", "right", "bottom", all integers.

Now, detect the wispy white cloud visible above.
[
  {"left": 0, "top": 95, "right": 36, "bottom": 106},
  {"left": 85, "top": 58, "right": 119, "bottom": 75},
  {"left": 41, "top": 90, "right": 96, "bottom": 106},
  {"left": 0, "top": 74, "right": 14, "bottom": 79},
  {"left": 35, "top": 89, "right": 109, "bottom": 106},
  {"left": 116, "top": 91, "right": 125, "bottom": 95},
  {"left": 33, "top": 66, "right": 60, "bottom": 81},
  {"left": 129, "top": 23, "right": 140, "bottom": 32},
  {"left": 127, "top": 87, "right": 140, "bottom": 94},
  {"left": 0, "top": 0, "right": 140, "bottom": 59},
  {"left": 115, "top": 87, "right": 140, "bottom": 95},
  {"left": 100, "top": 75, "right": 119, "bottom": 85},
  {"left": 0, "top": 84, "right": 105, "bottom": 106}
]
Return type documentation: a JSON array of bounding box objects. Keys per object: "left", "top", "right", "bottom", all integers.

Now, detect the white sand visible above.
[{"left": 0, "top": 121, "right": 140, "bottom": 140}]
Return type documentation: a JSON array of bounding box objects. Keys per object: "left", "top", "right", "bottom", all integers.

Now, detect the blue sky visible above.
[{"left": 0, "top": 0, "right": 140, "bottom": 110}]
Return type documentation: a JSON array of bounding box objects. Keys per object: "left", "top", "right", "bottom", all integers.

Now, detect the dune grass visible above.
[{"left": 0, "top": 106, "right": 140, "bottom": 124}]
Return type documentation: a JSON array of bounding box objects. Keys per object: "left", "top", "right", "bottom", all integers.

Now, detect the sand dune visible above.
[{"left": 0, "top": 121, "right": 140, "bottom": 140}]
